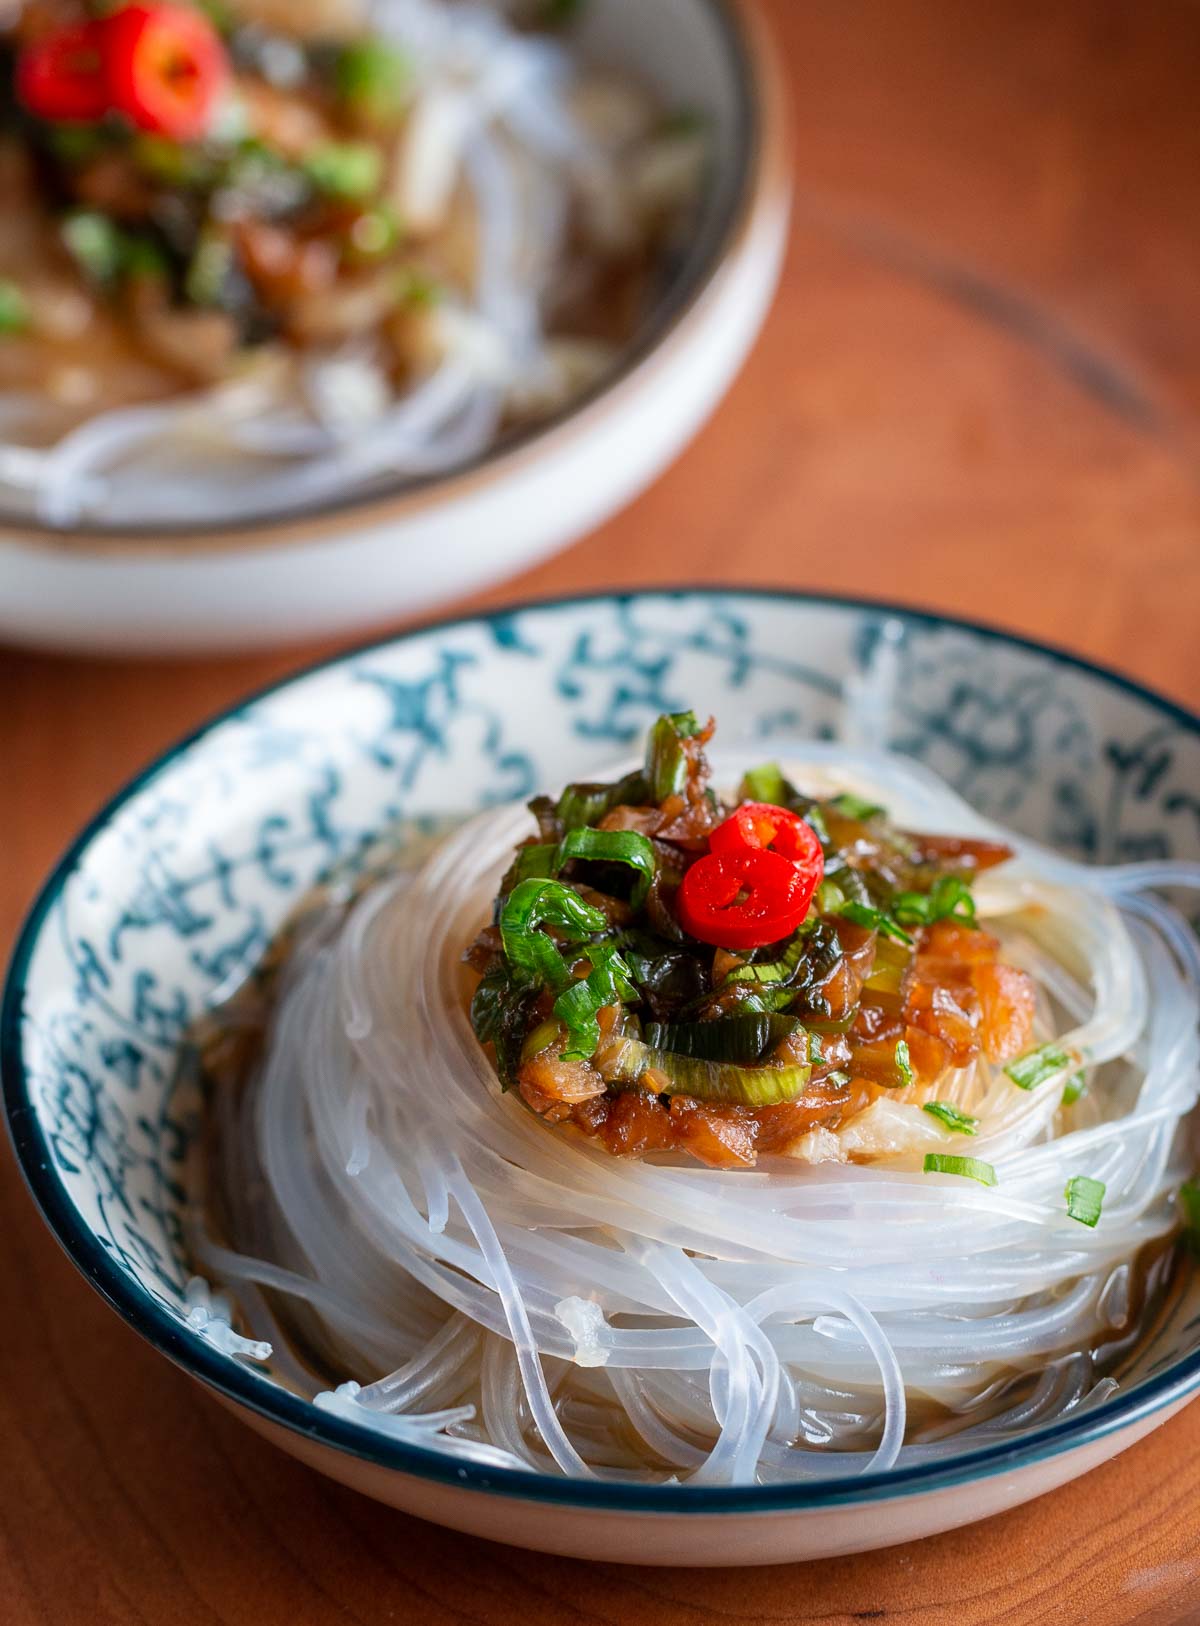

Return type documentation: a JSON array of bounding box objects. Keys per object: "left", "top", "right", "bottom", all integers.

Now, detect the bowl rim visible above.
[
  {"left": 4, "top": 584, "right": 1199, "bottom": 1517},
  {"left": 0, "top": 0, "right": 780, "bottom": 558}
]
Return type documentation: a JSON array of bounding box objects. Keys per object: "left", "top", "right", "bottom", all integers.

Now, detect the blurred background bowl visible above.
[{"left": 0, "top": 0, "right": 789, "bottom": 657}]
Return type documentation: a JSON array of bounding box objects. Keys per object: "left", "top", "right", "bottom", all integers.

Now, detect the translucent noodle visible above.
[{"left": 193, "top": 743, "right": 1200, "bottom": 1484}]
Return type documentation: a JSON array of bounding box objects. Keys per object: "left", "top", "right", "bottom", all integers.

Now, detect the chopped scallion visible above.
[
  {"left": 740, "top": 761, "right": 786, "bottom": 806},
  {"left": 1005, "top": 1042, "right": 1072, "bottom": 1091},
  {"left": 1065, "top": 1175, "right": 1105, "bottom": 1227},
  {"left": 893, "top": 875, "right": 978, "bottom": 929},
  {"left": 923, "top": 1153, "right": 997, "bottom": 1186},
  {"left": 0, "top": 279, "right": 29, "bottom": 335},
  {"left": 554, "top": 827, "right": 656, "bottom": 906},
  {"left": 335, "top": 38, "right": 410, "bottom": 127},
  {"left": 922, "top": 1101, "right": 979, "bottom": 1135},
  {"left": 837, "top": 900, "right": 914, "bottom": 946},
  {"left": 830, "top": 792, "right": 885, "bottom": 822},
  {"left": 894, "top": 1039, "right": 915, "bottom": 1088},
  {"left": 61, "top": 211, "right": 123, "bottom": 284},
  {"left": 645, "top": 711, "right": 701, "bottom": 803},
  {"left": 304, "top": 141, "right": 383, "bottom": 201},
  {"left": 1062, "top": 1071, "right": 1088, "bottom": 1107}
]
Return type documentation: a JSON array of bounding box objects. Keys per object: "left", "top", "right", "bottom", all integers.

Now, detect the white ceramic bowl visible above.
[
  {"left": 0, "top": 1, "right": 789, "bottom": 656},
  {"left": 4, "top": 589, "right": 1199, "bottom": 1565}
]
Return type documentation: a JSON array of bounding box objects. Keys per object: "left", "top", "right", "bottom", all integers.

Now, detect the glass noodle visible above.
[{"left": 191, "top": 740, "right": 1200, "bottom": 1484}]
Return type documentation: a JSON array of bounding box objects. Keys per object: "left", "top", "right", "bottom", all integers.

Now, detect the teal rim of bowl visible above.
[{"left": 4, "top": 586, "right": 1199, "bottom": 1516}]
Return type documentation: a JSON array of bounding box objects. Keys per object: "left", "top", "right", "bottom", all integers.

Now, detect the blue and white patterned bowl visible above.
[{"left": 4, "top": 589, "right": 1199, "bottom": 1566}]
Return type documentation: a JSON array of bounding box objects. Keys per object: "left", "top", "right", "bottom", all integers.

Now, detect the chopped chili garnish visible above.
[
  {"left": 16, "top": 22, "right": 109, "bottom": 124},
  {"left": 104, "top": 4, "right": 229, "bottom": 142},
  {"left": 677, "top": 847, "right": 811, "bottom": 951},
  {"left": 710, "top": 801, "right": 824, "bottom": 905}
]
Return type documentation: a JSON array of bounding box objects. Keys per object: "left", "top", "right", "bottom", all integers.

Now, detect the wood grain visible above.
[{"left": 2, "top": 0, "right": 1200, "bottom": 1619}]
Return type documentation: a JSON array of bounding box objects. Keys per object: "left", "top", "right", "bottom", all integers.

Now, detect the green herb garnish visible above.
[
  {"left": 335, "top": 38, "right": 410, "bottom": 127},
  {"left": 554, "top": 827, "right": 657, "bottom": 907},
  {"left": 1062, "top": 1071, "right": 1088, "bottom": 1107},
  {"left": 922, "top": 1101, "right": 979, "bottom": 1135},
  {"left": 0, "top": 280, "right": 29, "bottom": 335},
  {"left": 894, "top": 1039, "right": 915, "bottom": 1088},
  {"left": 498, "top": 878, "right": 607, "bottom": 992},
  {"left": 836, "top": 900, "right": 914, "bottom": 946},
  {"left": 740, "top": 761, "right": 786, "bottom": 806},
  {"left": 893, "top": 875, "right": 978, "bottom": 929},
  {"left": 645, "top": 710, "right": 702, "bottom": 803},
  {"left": 830, "top": 792, "right": 886, "bottom": 822},
  {"left": 393, "top": 267, "right": 442, "bottom": 309},
  {"left": 304, "top": 142, "right": 383, "bottom": 201},
  {"left": 923, "top": 1153, "right": 997, "bottom": 1186},
  {"left": 61, "top": 211, "right": 123, "bottom": 284},
  {"left": 184, "top": 234, "right": 234, "bottom": 307},
  {"left": 1065, "top": 1175, "right": 1105, "bottom": 1228},
  {"left": 1005, "top": 1042, "right": 1072, "bottom": 1091}
]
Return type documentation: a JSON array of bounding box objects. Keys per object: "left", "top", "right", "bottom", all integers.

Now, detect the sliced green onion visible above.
[
  {"left": 1062, "top": 1071, "right": 1088, "bottom": 1107},
  {"left": 1065, "top": 1175, "right": 1105, "bottom": 1227},
  {"left": 1005, "top": 1042, "right": 1072, "bottom": 1091},
  {"left": 837, "top": 900, "right": 914, "bottom": 946},
  {"left": 334, "top": 38, "right": 410, "bottom": 127},
  {"left": 642, "top": 1012, "right": 802, "bottom": 1064},
  {"left": 645, "top": 710, "right": 701, "bottom": 803},
  {"left": 122, "top": 236, "right": 168, "bottom": 280},
  {"left": 893, "top": 875, "right": 978, "bottom": 929},
  {"left": 393, "top": 267, "right": 442, "bottom": 308},
  {"left": 724, "top": 931, "right": 810, "bottom": 988},
  {"left": 0, "top": 279, "right": 29, "bottom": 335},
  {"left": 346, "top": 206, "right": 402, "bottom": 262},
  {"left": 499, "top": 878, "right": 607, "bottom": 992},
  {"left": 923, "top": 1153, "right": 997, "bottom": 1186},
  {"left": 470, "top": 968, "right": 536, "bottom": 1088},
  {"left": 830, "top": 792, "right": 885, "bottom": 822},
  {"left": 553, "top": 941, "right": 635, "bottom": 1061},
  {"left": 47, "top": 124, "right": 103, "bottom": 164},
  {"left": 1179, "top": 1178, "right": 1200, "bottom": 1256},
  {"left": 519, "top": 1018, "right": 563, "bottom": 1062},
  {"left": 509, "top": 843, "right": 558, "bottom": 887},
  {"left": 304, "top": 141, "right": 383, "bottom": 200},
  {"left": 61, "top": 211, "right": 123, "bottom": 284},
  {"left": 184, "top": 233, "right": 234, "bottom": 307},
  {"left": 922, "top": 1101, "right": 979, "bottom": 1135},
  {"left": 740, "top": 761, "right": 787, "bottom": 806},
  {"left": 894, "top": 1039, "right": 915, "bottom": 1088},
  {"left": 554, "top": 827, "right": 656, "bottom": 906},
  {"left": 555, "top": 769, "right": 648, "bottom": 831},
  {"left": 803, "top": 804, "right": 831, "bottom": 846},
  {"left": 601, "top": 1035, "right": 811, "bottom": 1107}
]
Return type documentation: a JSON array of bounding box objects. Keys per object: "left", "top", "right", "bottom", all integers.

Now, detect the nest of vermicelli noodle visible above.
[{"left": 189, "top": 741, "right": 1200, "bottom": 1484}]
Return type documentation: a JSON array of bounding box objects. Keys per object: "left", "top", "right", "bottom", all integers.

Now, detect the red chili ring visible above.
[
  {"left": 677, "top": 847, "right": 814, "bottom": 951},
  {"left": 710, "top": 800, "right": 825, "bottom": 871},
  {"left": 16, "top": 21, "right": 109, "bottom": 124},
  {"left": 103, "top": 3, "right": 229, "bottom": 142}
]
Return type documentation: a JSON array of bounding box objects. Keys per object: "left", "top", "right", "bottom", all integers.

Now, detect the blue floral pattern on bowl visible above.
[{"left": 4, "top": 589, "right": 1198, "bottom": 1513}]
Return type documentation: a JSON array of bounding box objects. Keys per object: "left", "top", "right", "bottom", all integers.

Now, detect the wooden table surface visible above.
[{"left": 3, "top": 0, "right": 1200, "bottom": 1620}]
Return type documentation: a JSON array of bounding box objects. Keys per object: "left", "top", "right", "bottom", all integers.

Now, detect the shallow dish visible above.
[
  {"left": 4, "top": 587, "right": 1199, "bottom": 1565},
  {"left": 0, "top": 0, "right": 788, "bottom": 657}
]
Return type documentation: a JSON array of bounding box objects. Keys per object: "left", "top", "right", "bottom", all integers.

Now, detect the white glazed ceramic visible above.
[
  {"left": 5, "top": 589, "right": 1199, "bottom": 1565},
  {"left": 0, "top": 1, "right": 789, "bottom": 657}
]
